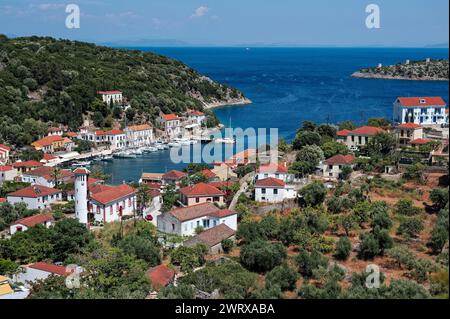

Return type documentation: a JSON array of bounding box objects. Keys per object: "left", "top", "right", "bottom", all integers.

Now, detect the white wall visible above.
[
  {"left": 7, "top": 193, "right": 62, "bottom": 210},
  {"left": 255, "top": 186, "right": 286, "bottom": 203}
]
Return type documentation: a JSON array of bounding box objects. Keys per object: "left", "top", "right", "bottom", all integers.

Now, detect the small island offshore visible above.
[{"left": 352, "top": 58, "right": 449, "bottom": 81}]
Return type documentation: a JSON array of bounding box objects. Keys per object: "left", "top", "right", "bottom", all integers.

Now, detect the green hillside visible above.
[{"left": 0, "top": 35, "right": 245, "bottom": 147}]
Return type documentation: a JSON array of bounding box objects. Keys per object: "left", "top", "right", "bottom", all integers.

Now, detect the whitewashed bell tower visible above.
[{"left": 74, "top": 168, "right": 90, "bottom": 225}]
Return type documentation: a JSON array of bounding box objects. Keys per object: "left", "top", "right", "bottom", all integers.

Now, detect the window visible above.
[
  {"left": 262, "top": 188, "right": 266, "bottom": 194},
  {"left": 128, "top": 198, "right": 131, "bottom": 207},
  {"left": 172, "top": 223, "right": 175, "bottom": 231},
  {"left": 196, "top": 197, "right": 200, "bottom": 203},
  {"left": 274, "top": 188, "right": 278, "bottom": 195},
  {"left": 213, "top": 196, "right": 220, "bottom": 202}
]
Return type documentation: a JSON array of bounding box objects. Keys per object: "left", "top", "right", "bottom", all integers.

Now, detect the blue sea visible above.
[{"left": 102, "top": 47, "right": 449, "bottom": 184}]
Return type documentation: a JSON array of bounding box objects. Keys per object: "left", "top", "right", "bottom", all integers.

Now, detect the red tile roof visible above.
[
  {"left": 65, "top": 132, "right": 78, "bottom": 138},
  {"left": 32, "top": 135, "right": 66, "bottom": 147},
  {"left": 189, "top": 110, "right": 205, "bottom": 117},
  {"left": 105, "top": 129, "right": 124, "bottom": 135},
  {"left": 73, "top": 168, "right": 90, "bottom": 175},
  {"left": 146, "top": 265, "right": 175, "bottom": 290},
  {"left": 0, "top": 165, "right": 14, "bottom": 172},
  {"left": 23, "top": 167, "right": 73, "bottom": 181},
  {"left": 126, "top": 124, "right": 152, "bottom": 131},
  {"left": 28, "top": 262, "right": 70, "bottom": 276},
  {"left": 180, "top": 183, "right": 224, "bottom": 197},
  {"left": 90, "top": 184, "right": 136, "bottom": 205},
  {"left": 162, "top": 170, "right": 187, "bottom": 180},
  {"left": 208, "top": 209, "right": 237, "bottom": 218},
  {"left": 324, "top": 154, "right": 355, "bottom": 166},
  {"left": 8, "top": 185, "right": 62, "bottom": 198},
  {"left": 13, "top": 160, "right": 43, "bottom": 168},
  {"left": 349, "top": 126, "right": 384, "bottom": 136},
  {"left": 207, "top": 181, "right": 235, "bottom": 190},
  {"left": 0, "top": 144, "right": 11, "bottom": 151},
  {"left": 89, "top": 184, "right": 114, "bottom": 194},
  {"left": 184, "top": 224, "right": 235, "bottom": 248},
  {"left": 169, "top": 202, "right": 222, "bottom": 222},
  {"left": 254, "top": 177, "right": 286, "bottom": 188},
  {"left": 410, "top": 138, "right": 432, "bottom": 145},
  {"left": 48, "top": 127, "right": 63, "bottom": 132},
  {"left": 398, "top": 123, "right": 422, "bottom": 129},
  {"left": 161, "top": 114, "right": 179, "bottom": 121},
  {"left": 337, "top": 129, "right": 351, "bottom": 137},
  {"left": 13, "top": 213, "right": 54, "bottom": 227},
  {"left": 97, "top": 90, "right": 122, "bottom": 95},
  {"left": 201, "top": 169, "right": 217, "bottom": 179},
  {"left": 397, "top": 97, "right": 446, "bottom": 107},
  {"left": 42, "top": 153, "right": 58, "bottom": 161},
  {"left": 258, "top": 163, "right": 288, "bottom": 174},
  {"left": 0, "top": 198, "right": 6, "bottom": 203}
]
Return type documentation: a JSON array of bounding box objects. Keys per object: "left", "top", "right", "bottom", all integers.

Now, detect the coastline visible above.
[
  {"left": 202, "top": 97, "right": 252, "bottom": 110},
  {"left": 352, "top": 71, "right": 449, "bottom": 82}
]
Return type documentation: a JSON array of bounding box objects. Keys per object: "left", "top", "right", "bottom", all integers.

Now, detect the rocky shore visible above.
[
  {"left": 352, "top": 71, "right": 449, "bottom": 81},
  {"left": 203, "top": 97, "right": 252, "bottom": 109}
]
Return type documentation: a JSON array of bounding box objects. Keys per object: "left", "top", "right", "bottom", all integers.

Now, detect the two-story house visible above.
[
  {"left": 393, "top": 97, "right": 447, "bottom": 125},
  {"left": 7, "top": 185, "right": 63, "bottom": 210},
  {"left": 157, "top": 114, "right": 182, "bottom": 139},
  {"left": 124, "top": 124, "right": 154, "bottom": 147},
  {"left": 180, "top": 183, "right": 225, "bottom": 207},
  {"left": 396, "top": 123, "right": 424, "bottom": 146},
  {"left": 157, "top": 202, "right": 237, "bottom": 236},
  {"left": 254, "top": 177, "right": 297, "bottom": 203},
  {"left": 321, "top": 154, "right": 355, "bottom": 179}
]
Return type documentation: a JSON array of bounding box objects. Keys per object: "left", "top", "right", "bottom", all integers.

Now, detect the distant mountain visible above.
[
  {"left": 424, "top": 42, "right": 449, "bottom": 48},
  {"left": 100, "top": 39, "right": 198, "bottom": 47}
]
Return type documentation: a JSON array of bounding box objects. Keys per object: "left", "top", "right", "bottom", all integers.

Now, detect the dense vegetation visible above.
[
  {"left": 354, "top": 59, "right": 449, "bottom": 80},
  {"left": 0, "top": 35, "right": 245, "bottom": 148}
]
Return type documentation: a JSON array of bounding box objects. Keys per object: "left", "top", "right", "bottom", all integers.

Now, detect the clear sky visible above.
[{"left": 0, "top": 0, "right": 448, "bottom": 46}]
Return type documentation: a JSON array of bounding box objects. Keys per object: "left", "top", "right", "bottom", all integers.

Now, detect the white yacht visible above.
[{"left": 214, "top": 137, "right": 235, "bottom": 144}]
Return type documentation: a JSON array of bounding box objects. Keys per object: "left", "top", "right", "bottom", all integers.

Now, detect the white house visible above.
[
  {"left": 47, "top": 127, "right": 64, "bottom": 136},
  {"left": 256, "top": 162, "right": 293, "bottom": 182},
  {"left": 74, "top": 168, "right": 137, "bottom": 225},
  {"left": 395, "top": 123, "right": 424, "bottom": 146},
  {"left": 9, "top": 213, "right": 55, "bottom": 235},
  {"left": 394, "top": 97, "right": 447, "bottom": 125},
  {"left": 254, "top": 177, "right": 296, "bottom": 203},
  {"left": 97, "top": 90, "right": 123, "bottom": 105},
  {"left": 321, "top": 154, "right": 355, "bottom": 179},
  {"left": 0, "top": 165, "right": 18, "bottom": 186},
  {"left": 157, "top": 202, "right": 237, "bottom": 237},
  {"left": 157, "top": 114, "right": 182, "bottom": 139},
  {"left": 0, "top": 143, "right": 11, "bottom": 164},
  {"left": 105, "top": 129, "right": 126, "bottom": 150},
  {"left": 124, "top": 124, "right": 154, "bottom": 147},
  {"left": 7, "top": 185, "right": 63, "bottom": 210},
  {"left": 338, "top": 126, "right": 385, "bottom": 148},
  {"left": 21, "top": 167, "right": 74, "bottom": 188},
  {"left": 14, "top": 262, "right": 72, "bottom": 288}
]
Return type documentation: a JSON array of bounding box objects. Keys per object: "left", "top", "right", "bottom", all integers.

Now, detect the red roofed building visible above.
[
  {"left": 322, "top": 154, "right": 355, "bottom": 179},
  {"left": 12, "top": 160, "right": 43, "bottom": 173},
  {"left": 341, "top": 126, "right": 385, "bottom": 148},
  {"left": 9, "top": 213, "right": 55, "bottom": 234},
  {"left": 396, "top": 123, "right": 424, "bottom": 146},
  {"left": 336, "top": 129, "right": 351, "bottom": 143},
  {"left": 158, "top": 202, "right": 237, "bottom": 236},
  {"left": 97, "top": 90, "right": 123, "bottom": 105},
  {"left": 21, "top": 166, "right": 74, "bottom": 188},
  {"left": 200, "top": 169, "right": 218, "bottom": 181},
  {"left": 0, "top": 143, "right": 11, "bottom": 163},
  {"left": 124, "top": 124, "right": 154, "bottom": 148},
  {"left": 157, "top": 113, "right": 181, "bottom": 138},
  {"left": 162, "top": 170, "right": 187, "bottom": 186},
  {"left": 146, "top": 265, "right": 175, "bottom": 291},
  {"left": 410, "top": 138, "right": 433, "bottom": 146},
  {"left": 7, "top": 185, "right": 62, "bottom": 210},
  {"left": 184, "top": 223, "right": 236, "bottom": 254},
  {"left": 394, "top": 97, "right": 447, "bottom": 125},
  {"left": 47, "top": 127, "right": 64, "bottom": 136},
  {"left": 0, "top": 198, "right": 6, "bottom": 203},
  {"left": 254, "top": 177, "right": 296, "bottom": 203},
  {"left": 14, "top": 262, "right": 75, "bottom": 288},
  {"left": 180, "top": 183, "right": 225, "bottom": 206},
  {"left": 211, "top": 161, "right": 238, "bottom": 181},
  {"left": 256, "top": 162, "right": 292, "bottom": 182},
  {"left": 31, "top": 135, "right": 75, "bottom": 154}
]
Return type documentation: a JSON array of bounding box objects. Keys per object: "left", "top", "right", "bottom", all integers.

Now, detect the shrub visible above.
[
  {"left": 221, "top": 239, "right": 235, "bottom": 254},
  {"left": 358, "top": 233, "right": 380, "bottom": 260},
  {"left": 430, "top": 189, "right": 449, "bottom": 211},
  {"left": 300, "top": 182, "right": 327, "bottom": 207},
  {"left": 240, "top": 240, "right": 287, "bottom": 273},
  {"left": 295, "top": 250, "right": 328, "bottom": 278},
  {"left": 265, "top": 264, "right": 299, "bottom": 291},
  {"left": 397, "top": 217, "right": 424, "bottom": 239},
  {"left": 334, "top": 237, "right": 352, "bottom": 260}
]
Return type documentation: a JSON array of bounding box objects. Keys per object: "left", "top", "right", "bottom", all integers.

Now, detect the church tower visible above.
[{"left": 74, "top": 168, "right": 90, "bottom": 225}]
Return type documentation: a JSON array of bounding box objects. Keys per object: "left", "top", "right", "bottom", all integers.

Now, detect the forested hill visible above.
[{"left": 0, "top": 35, "right": 246, "bottom": 147}]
